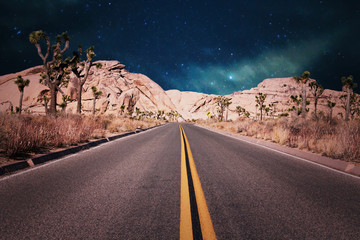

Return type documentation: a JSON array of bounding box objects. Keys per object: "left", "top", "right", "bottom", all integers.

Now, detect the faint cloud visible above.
[{"left": 169, "top": 36, "right": 334, "bottom": 95}]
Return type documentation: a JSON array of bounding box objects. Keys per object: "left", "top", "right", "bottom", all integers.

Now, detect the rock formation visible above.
[
  {"left": 0, "top": 60, "right": 355, "bottom": 120},
  {"left": 0, "top": 61, "right": 176, "bottom": 115},
  {"left": 166, "top": 77, "right": 349, "bottom": 120}
]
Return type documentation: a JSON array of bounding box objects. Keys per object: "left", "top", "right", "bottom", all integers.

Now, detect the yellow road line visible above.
[
  {"left": 179, "top": 125, "right": 217, "bottom": 240},
  {"left": 180, "top": 126, "right": 193, "bottom": 240}
]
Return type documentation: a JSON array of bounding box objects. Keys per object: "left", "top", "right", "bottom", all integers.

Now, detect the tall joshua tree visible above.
[
  {"left": 14, "top": 75, "right": 30, "bottom": 114},
  {"left": 327, "top": 99, "right": 336, "bottom": 122},
  {"left": 341, "top": 75, "right": 357, "bottom": 121},
  {"left": 91, "top": 86, "right": 102, "bottom": 115},
  {"left": 255, "top": 92, "right": 267, "bottom": 120},
  {"left": 29, "top": 30, "right": 70, "bottom": 115},
  {"left": 293, "top": 71, "right": 310, "bottom": 118},
  {"left": 216, "top": 96, "right": 232, "bottom": 121},
  {"left": 309, "top": 81, "right": 324, "bottom": 119},
  {"left": 69, "top": 45, "right": 102, "bottom": 114}
]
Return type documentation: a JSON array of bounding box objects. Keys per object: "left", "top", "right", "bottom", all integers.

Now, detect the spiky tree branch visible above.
[
  {"left": 255, "top": 92, "right": 267, "bottom": 120},
  {"left": 293, "top": 71, "right": 310, "bottom": 118},
  {"left": 309, "top": 81, "right": 324, "bottom": 119},
  {"left": 29, "top": 30, "right": 71, "bottom": 115},
  {"left": 91, "top": 86, "right": 102, "bottom": 115},
  {"left": 14, "top": 75, "right": 30, "bottom": 114},
  {"left": 341, "top": 75, "right": 357, "bottom": 121},
  {"left": 70, "top": 45, "right": 101, "bottom": 114},
  {"left": 216, "top": 96, "right": 232, "bottom": 121}
]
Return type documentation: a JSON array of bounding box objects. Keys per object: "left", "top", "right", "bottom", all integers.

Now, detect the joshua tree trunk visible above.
[
  {"left": 18, "top": 91, "right": 23, "bottom": 114},
  {"left": 93, "top": 97, "right": 96, "bottom": 115},
  {"left": 301, "top": 83, "right": 307, "bottom": 118},
  {"left": 345, "top": 88, "right": 351, "bottom": 121},
  {"left": 77, "top": 86, "right": 83, "bottom": 114},
  {"left": 50, "top": 84, "right": 57, "bottom": 114},
  {"left": 255, "top": 106, "right": 258, "bottom": 120},
  {"left": 45, "top": 101, "right": 48, "bottom": 115}
]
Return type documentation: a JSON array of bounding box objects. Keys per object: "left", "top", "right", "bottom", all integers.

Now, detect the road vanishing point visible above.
[{"left": 1, "top": 123, "right": 360, "bottom": 239}]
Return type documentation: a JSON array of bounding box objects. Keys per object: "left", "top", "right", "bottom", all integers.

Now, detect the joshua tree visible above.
[
  {"left": 14, "top": 75, "right": 30, "bottom": 114},
  {"left": 340, "top": 92, "right": 360, "bottom": 120},
  {"left": 255, "top": 92, "right": 267, "bottom": 120},
  {"left": 43, "top": 95, "right": 49, "bottom": 115},
  {"left": 265, "top": 103, "right": 276, "bottom": 118},
  {"left": 120, "top": 104, "right": 125, "bottom": 115},
  {"left": 135, "top": 107, "right": 141, "bottom": 119},
  {"left": 69, "top": 45, "right": 102, "bottom": 114},
  {"left": 59, "top": 95, "right": 70, "bottom": 113},
  {"left": 236, "top": 106, "right": 246, "bottom": 116},
  {"left": 288, "top": 94, "right": 309, "bottom": 116},
  {"left": 216, "top": 96, "right": 232, "bottom": 121},
  {"left": 91, "top": 86, "right": 102, "bottom": 115},
  {"left": 29, "top": 30, "right": 71, "bottom": 115},
  {"left": 341, "top": 75, "right": 357, "bottom": 121},
  {"left": 327, "top": 99, "right": 336, "bottom": 122},
  {"left": 236, "top": 105, "right": 250, "bottom": 118},
  {"left": 293, "top": 71, "right": 311, "bottom": 118},
  {"left": 157, "top": 110, "right": 165, "bottom": 119},
  {"left": 353, "top": 94, "right": 360, "bottom": 118},
  {"left": 309, "top": 81, "right": 324, "bottom": 119}
]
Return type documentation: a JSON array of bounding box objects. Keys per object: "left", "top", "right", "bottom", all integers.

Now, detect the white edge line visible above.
[
  {"left": 0, "top": 124, "right": 166, "bottom": 182},
  {"left": 195, "top": 125, "right": 360, "bottom": 180}
]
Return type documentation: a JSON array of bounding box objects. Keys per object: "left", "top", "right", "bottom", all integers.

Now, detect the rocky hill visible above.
[
  {"left": 0, "top": 61, "right": 176, "bottom": 115},
  {"left": 0, "top": 60, "right": 353, "bottom": 120},
  {"left": 166, "top": 77, "right": 348, "bottom": 120}
]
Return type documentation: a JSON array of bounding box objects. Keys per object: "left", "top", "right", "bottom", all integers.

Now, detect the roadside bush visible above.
[
  {"left": 0, "top": 113, "right": 162, "bottom": 157},
  {"left": 198, "top": 117, "right": 360, "bottom": 163}
]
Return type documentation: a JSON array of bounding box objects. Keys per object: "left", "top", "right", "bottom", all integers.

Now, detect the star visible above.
[{"left": 0, "top": 0, "right": 358, "bottom": 96}]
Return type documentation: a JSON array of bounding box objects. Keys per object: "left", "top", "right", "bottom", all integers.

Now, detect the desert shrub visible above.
[
  {"left": 0, "top": 114, "right": 101, "bottom": 156},
  {"left": 0, "top": 113, "right": 162, "bottom": 157},
  {"left": 198, "top": 117, "right": 360, "bottom": 163}
]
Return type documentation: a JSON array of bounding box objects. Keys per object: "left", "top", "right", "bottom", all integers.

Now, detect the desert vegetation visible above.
[
  {"left": 1, "top": 30, "right": 171, "bottom": 165},
  {"left": 198, "top": 117, "right": 360, "bottom": 163},
  {"left": 14, "top": 75, "right": 30, "bottom": 114},
  {"left": 29, "top": 30, "right": 71, "bottom": 115},
  {"left": 0, "top": 113, "right": 162, "bottom": 162},
  {"left": 200, "top": 71, "right": 360, "bottom": 163}
]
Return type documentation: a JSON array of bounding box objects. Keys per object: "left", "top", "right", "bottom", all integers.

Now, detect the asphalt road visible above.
[{"left": 1, "top": 123, "right": 360, "bottom": 239}]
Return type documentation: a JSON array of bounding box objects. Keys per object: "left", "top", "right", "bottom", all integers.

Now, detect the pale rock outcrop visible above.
[
  {"left": 0, "top": 60, "right": 176, "bottom": 115},
  {"left": 166, "top": 77, "right": 353, "bottom": 120}
]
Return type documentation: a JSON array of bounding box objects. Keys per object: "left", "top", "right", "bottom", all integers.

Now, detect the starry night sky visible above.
[{"left": 1, "top": 0, "right": 359, "bottom": 94}]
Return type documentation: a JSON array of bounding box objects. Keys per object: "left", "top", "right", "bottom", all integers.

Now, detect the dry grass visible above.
[
  {"left": 198, "top": 117, "right": 360, "bottom": 163},
  {"left": 0, "top": 113, "right": 162, "bottom": 159}
]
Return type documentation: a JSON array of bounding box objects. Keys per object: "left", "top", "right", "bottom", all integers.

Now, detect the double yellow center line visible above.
[{"left": 179, "top": 125, "right": 217, "bottom": 240}]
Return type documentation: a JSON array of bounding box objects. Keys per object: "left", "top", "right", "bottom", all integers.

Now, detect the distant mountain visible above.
[{"left": 0, "top": 60, "right": 352, "bottom": 120}]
